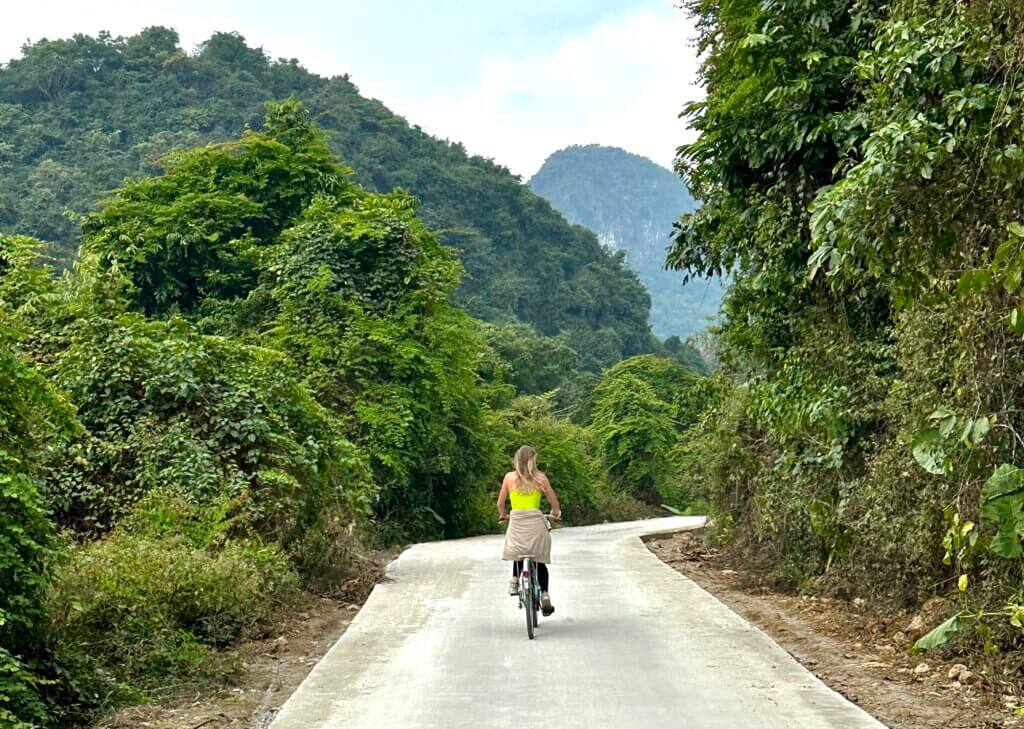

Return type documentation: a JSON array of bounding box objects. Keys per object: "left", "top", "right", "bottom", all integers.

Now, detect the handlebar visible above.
[{"left": 498, "top": 512, "right": 561, "bottom": 524}]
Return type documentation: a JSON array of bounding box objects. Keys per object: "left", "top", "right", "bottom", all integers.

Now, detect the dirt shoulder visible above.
[{"left": 645, "top": 529, "right": 1021, "bottom": 729}]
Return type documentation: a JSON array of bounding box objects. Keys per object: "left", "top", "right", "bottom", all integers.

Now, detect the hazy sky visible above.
[{"left": 0, "top": 1, "right": 703, "bottom": 178}]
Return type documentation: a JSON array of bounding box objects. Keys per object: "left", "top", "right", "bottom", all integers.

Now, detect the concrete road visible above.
[{"left": 270, "top": 517, "right": 886, "bottom": 729}]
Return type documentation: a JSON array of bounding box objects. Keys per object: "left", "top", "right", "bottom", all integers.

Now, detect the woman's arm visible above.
[
  {"left": 539, "top": 473, "right": 561, "bottom": 519},
  {"left": 496, "top": 475, "right": 511, "bottom": 521}
]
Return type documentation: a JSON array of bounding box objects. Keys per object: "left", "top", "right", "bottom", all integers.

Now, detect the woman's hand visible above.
[{"left": 498, "top": 513, "right": 509, "bottom": 523}]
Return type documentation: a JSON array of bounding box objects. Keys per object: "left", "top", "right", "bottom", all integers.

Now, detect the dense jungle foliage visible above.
[
  {"left": 530, "top": 144, "right": 724, "bottom": 343},
  {"left": 0, "top": 28, "right": 658, "bottom": 370},
  {"left": 0, "top": 97, "right": 703, "bottom": 727},
  {"left": 673, "top": 0, "right": 1024, "bottom": 660}
]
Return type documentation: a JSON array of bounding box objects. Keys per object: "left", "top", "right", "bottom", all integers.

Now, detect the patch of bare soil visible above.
[
  {"left": 646, "top": 529, "right": 1023, "bottom": 729},
  {"left": 94, "top": 596, "right": 361, "bottom": 729}
]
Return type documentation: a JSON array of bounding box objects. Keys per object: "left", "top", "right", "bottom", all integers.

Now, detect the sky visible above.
[{"left": 0, "top": 1, "right": 703, "bottom": 178}]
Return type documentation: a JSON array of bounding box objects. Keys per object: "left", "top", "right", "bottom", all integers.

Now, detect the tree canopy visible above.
[{"left": 0, "top": 29, "right": 657, "bottom": 369}]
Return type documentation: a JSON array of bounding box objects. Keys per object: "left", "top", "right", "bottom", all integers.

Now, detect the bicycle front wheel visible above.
[{"left": 524, "top": 579, "right": 535, "bottom": 639}]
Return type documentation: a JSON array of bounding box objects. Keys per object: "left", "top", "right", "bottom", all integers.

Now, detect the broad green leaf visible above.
[
  {"left": 1010, "top": 306, "right": 1024, "bottom": 333},
  {"left": 956, "top": 270, "right": 991, "bottom": 297},
  {"left": 969, "top": 417, "right": 990, "bottom": 447},
  {"left": 913, "top": 613, "right": 963, "bottom": 650},
  {"left": 982, "top": 464, "right": 1024, "bottom": 502},
  {"left": 990, "top": 526, "right": 1024, "bottom": 559},
  {"left": 911, "top": 428, "right": 946, "bottom": 475},
  {"left": 982, "top": 466, "right": 1024, "bottom": 559}
]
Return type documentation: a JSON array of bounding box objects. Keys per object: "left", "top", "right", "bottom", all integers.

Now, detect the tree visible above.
[
  {"left": 0, "top": 30, "right": 657, "bottom": 369},
  {"left": 484, "top": 322, "right": 580, "bottom": 396}
]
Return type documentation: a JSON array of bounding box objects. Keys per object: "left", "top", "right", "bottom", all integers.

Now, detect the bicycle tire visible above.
[
  {"left": 524, "top": 574, "right": 535, "bottom": 639},
  {"left": 532, "top": 573, "right": 540, "bottom": 626}
]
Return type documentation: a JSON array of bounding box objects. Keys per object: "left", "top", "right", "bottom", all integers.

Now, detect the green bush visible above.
[
  {"left": 0, "top": 257, "right": 80, "bottom": 727},
  {"left": 46, "top": 312, "right": 373, "bottom": 547},
  {"left": 483, "top": 323, "right": 581, "bottom": 396},
  {"left": 0, "top": 469, "right": 54, "bottom": 729},
  {"left": 591, "top": 485, "right": 661, "bottom": 523},
  {"left": 45, "top": 498, "right": 299, "bottom": 717},
  {"left": 73, "top": 105, "right": 503, "bottom": 543},
  {"left": 588, "top": 356, "right": 706, "bottom": 505}
]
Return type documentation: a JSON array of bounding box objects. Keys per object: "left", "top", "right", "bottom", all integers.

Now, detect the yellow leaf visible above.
[{"left": 958, "top": 574, "right": 969, "bottom": 591}]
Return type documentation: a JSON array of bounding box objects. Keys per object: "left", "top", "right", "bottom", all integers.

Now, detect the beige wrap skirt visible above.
[{"left": 502, "top": 509, "right": 552, "bottom": 564}]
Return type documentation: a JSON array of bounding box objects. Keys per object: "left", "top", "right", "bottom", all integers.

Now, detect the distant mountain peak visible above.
[{"left": 530, "top": 144, "right": 721, "bottom": 340}]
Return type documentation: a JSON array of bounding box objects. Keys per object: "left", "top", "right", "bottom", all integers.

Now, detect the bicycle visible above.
[{"left": 506, "top": 513, "right": 558, "bottom": 640}]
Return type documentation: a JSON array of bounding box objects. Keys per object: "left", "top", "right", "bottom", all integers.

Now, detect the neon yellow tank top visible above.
[{"left": 509, "top": 485, "right": 542, "bottom": 511}]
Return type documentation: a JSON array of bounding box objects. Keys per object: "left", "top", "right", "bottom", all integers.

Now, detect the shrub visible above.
[
  {"left": 0, "top": 471, "right": 54, "bottom": 729},
  {"left": 591, "top": 485, "right": 660, "bottom": 523},
  {"left": 45, "top": 498, "right": 299, "bottom": 718},
  {"left": 588, "top": 355, "right": 708, "bottom": 506},
  {"left": 0, "top": 304, "right": 79, "bottom": 727},
  {"left": 590, "top": 373, "right": 677, "bottom": 504},
  {"left": 45, "top": 313, "right": 373, "bottom": 546}
]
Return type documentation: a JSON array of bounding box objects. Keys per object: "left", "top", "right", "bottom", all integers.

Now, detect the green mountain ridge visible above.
[
  {"left": 0, "top": 28, "right": 655, "bottom": 370},
  {"left": 529, "top": 144, "right": 723, "bottom": 340}
]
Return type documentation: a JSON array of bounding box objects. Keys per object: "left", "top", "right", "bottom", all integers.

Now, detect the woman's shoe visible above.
[{"left": 540, "top": 591, "right": 554, "bottom": 616}]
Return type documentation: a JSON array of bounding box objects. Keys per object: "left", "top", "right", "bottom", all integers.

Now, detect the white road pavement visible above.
[{"left": 269, "top": 516, "right": 887, "bottom": 729}]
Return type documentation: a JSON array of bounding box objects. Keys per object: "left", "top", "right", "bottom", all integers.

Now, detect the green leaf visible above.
[
  {"left": 982, "top": 464, "right": 1024, "bottom": 502},
  {"left": 982, "top": 465, "right": 1024, "bottom": 558},
  {"left": 423, "top": 506, "right": 446, "bottom": 525},
  {"left": 990, "top": 525, "right": 1024, "bottom": 559},
  {"left": 1008, "top": 222, "right": 1024, "bottom": 238},
  {"left": 969, "top": 417, "right": 990, "bottom": 447},
  {"left": 957, "top": 270, "right": 991, "bottom": 296},
  {"left": 911, "top": 428, "right": 946, "bottom": 475},
  {"left": 740, "top": 33, "right": 771, "bottom": 48},
  {"left": 913, "top": 613, "right": 963, "bottom": 650}
]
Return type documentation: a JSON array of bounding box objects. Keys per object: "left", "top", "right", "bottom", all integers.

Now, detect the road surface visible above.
[{"left": 270, "top": 517, "right": 886, "bottom": 729}]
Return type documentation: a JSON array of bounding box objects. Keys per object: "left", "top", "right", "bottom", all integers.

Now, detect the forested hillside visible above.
[
  {"left": 530, "top": 145, "right": 723, "bottom": 340},
  {"left": 0, "top": 28, "right": 655, "bottom": 369},
  {"left": 0, "top": 87, "right": 709, "bottom": 724},
  {"left": 673, "top": 0, "right": 1024, "bottom": 658}
]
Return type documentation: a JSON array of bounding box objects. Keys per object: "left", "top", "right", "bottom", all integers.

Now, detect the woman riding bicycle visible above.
[{"left": 498, "top": 445, "right": 561, "bottom": 616}]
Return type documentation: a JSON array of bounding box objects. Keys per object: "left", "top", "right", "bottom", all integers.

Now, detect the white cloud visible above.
[
  {"left": 0, "top": 2, "right": 702, "bottom": 179},
  {"left": 397, "top": 5, "right": 703, "bottom": 178}
]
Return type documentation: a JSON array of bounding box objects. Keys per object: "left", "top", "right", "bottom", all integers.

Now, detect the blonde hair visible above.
[{"left": 514, "top": 445, "right": 539, "bottom": 493}]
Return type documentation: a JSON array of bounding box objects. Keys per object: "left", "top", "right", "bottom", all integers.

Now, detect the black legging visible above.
[{"left": 513, "top": 560, "right": 549, "bottom": 591}]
